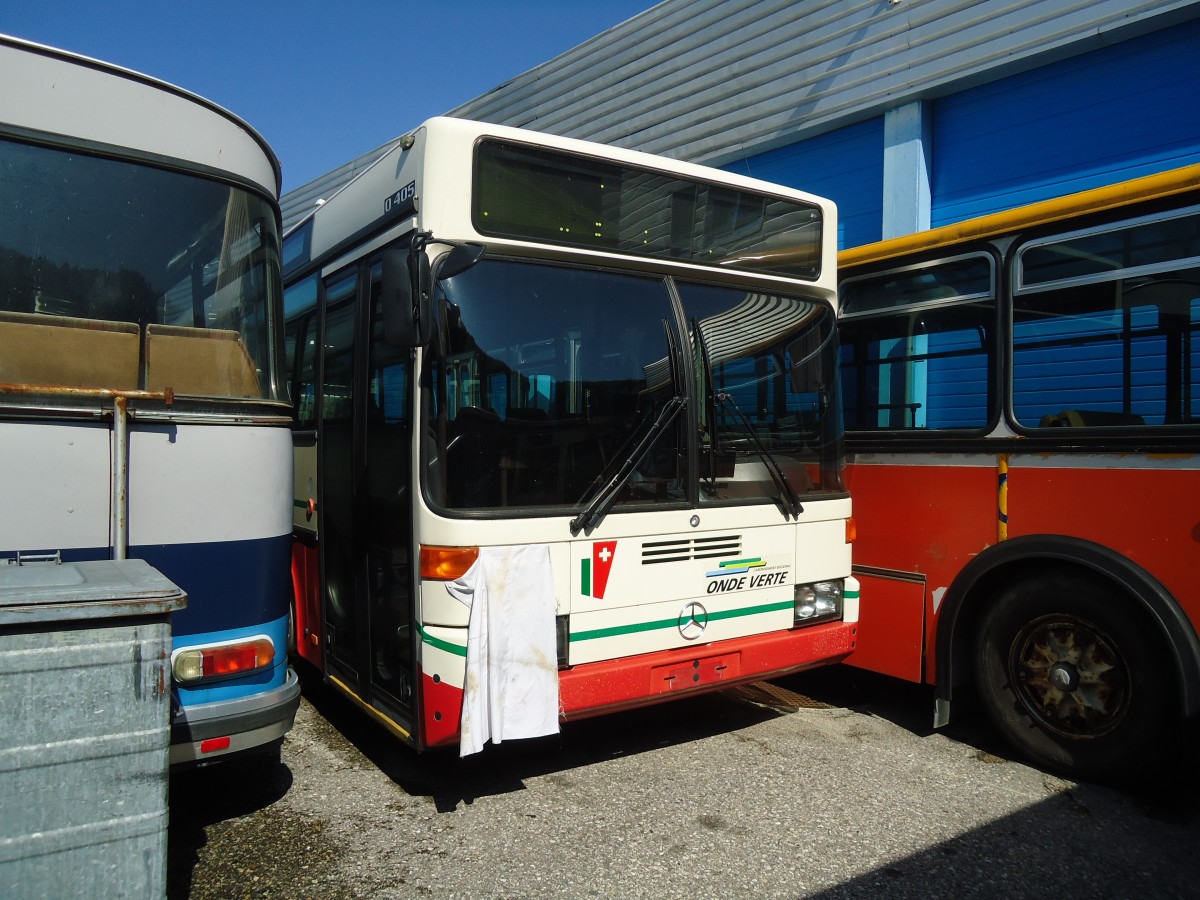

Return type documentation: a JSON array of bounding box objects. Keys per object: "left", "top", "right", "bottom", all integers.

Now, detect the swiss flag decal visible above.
[{"left": 592, "top": 541, "right": 617, "bottom": 600}]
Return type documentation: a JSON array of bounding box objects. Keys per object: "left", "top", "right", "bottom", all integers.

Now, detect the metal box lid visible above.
[{"left": 0, "top": 559, "right": 186, "bottom": 625}]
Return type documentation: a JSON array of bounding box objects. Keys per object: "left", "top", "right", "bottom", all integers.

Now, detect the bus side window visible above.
[
  {"left": 284, "top": 275, "right": 321, "bottom": 426},
  {"left": 293, "top": 314, "right": 319, "bottom": 428},
  {"left": 840, "top": 305, "right": 991, "bottom": 431}
]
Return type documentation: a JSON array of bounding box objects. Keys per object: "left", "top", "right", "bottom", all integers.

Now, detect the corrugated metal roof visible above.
[{"left": 282, "top": 0, "right": 1200, "bottom": 233}]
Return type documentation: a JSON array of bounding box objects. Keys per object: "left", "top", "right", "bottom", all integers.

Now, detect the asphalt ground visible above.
[{"left": 168, "top": 665, "right": 1200, "bottom": 899}]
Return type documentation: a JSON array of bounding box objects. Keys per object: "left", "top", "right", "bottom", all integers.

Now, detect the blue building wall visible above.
[
  {"left": 932, "top": 17, "right": 1200, "bottom": 226},
  {"left": 723, "top": 117, "right": 885, "bottom": 250},
  {"left": 728, "top": 16, "right": 1200, "bottom": 247}
]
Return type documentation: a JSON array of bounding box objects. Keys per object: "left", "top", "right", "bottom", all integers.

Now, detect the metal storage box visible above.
[{"left": 0, "top": 559, "right": 186, "bottom": 899}]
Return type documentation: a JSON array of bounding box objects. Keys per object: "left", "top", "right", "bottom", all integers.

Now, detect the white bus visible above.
[
  {"left": 284, "top": 117, "right": 858, "bottom": 753},
  {"left": 0, "top": 36, "right": 299, "bottom": 766}
]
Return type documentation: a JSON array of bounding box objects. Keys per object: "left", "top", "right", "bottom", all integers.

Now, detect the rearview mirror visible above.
[
  {"left": 436, "top": 243, "right": 486, "bottom": 281},
  {"left": 381, "top": 246, "right": 416, "bottom": 346},
  {"left": 382, "top": 245, "right": 433, "bottom": 346}
]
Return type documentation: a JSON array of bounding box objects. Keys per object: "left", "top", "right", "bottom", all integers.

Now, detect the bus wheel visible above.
[{"left": 973, "top": 573, "right": 1172, "bottom": 781}]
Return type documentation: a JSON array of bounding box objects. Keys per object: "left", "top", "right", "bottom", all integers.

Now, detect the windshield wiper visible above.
[
  {"left": 569, "top": 394, "right": 686, "bottom": 535},
  {"left": 715, "top": 390, "right": 804, "bottom": 518},
  {"left": 571, "top": 318, "right": 685, "bottom": 536},
  {"left": 692, "top": 318, "right": 803, "bottom": 518}
]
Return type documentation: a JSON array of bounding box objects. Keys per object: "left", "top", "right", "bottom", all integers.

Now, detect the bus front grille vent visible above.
[{"left": 641, "top": 535, "right": 741, "bottom": 565}]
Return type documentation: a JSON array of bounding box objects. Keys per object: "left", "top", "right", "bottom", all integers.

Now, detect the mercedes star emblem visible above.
[{"left": 678, "top": 601, "right": 709, "bottom": 640}]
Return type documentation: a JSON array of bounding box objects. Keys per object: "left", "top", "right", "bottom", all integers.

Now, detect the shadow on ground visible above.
[
  {"left": 291, "top": 661, "right": 1200, "bottom": 818},
  {"left": 293, "top": 661, "right": 791, "bottom": 813},
  {"left": 167, "top": 750, "right": 293, "bottom": 899},
  {"left": 167, "top": 663, "right": 1198, "bottom": 897}
]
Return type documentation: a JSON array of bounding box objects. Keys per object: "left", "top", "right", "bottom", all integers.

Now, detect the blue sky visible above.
[{"left": 3, "top": 1, "right": 653, "bottom": 193}]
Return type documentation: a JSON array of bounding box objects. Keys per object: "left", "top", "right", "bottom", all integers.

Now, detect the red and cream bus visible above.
[
  {"left": 837, "top": 164, "right": 1200, "bottom": 779},
  {"left": 282, "top": 117, "right": 859, "bottom": 754}
]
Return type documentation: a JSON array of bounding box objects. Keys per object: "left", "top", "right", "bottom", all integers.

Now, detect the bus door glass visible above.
[
  {"left": 318, "top": 271, "right": 362, "bottom": 684},
  {"left": 363, "top": 259, "right": 415, "bottom": 715}
]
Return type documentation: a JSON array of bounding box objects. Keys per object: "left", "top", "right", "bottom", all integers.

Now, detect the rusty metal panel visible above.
[{"left": 0, "top": 560, "right": 185, "bottom": 900}]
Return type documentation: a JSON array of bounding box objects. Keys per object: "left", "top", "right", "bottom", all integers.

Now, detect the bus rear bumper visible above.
[{"left": 169, "top": 667, "right": 301, "bottom": 767}]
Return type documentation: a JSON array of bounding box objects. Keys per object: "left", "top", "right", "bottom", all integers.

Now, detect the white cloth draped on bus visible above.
[{"left": 445, "top": 544, "right": 561, "bottom": 756}]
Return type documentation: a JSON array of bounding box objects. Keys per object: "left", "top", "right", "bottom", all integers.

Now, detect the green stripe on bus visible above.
[
  {"left": 419, "top": 625, "right": 467, "bottom": 657},
  {"left": 571, "top": 599, "right": 793, "bottom": 642}
]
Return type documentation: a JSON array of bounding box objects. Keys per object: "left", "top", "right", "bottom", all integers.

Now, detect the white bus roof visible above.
[
  {"left": 290, "top": 116, "right": 837, "bottom": 291},
  {"left": 0, "top": 34, "right": 280, "bottom": 198}
]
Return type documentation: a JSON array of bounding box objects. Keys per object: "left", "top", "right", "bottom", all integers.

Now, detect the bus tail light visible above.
[
  {"left": 172, "top": 636, "right": 275, "bottom": 684},
  {"left": 794, "top": 580, "right": 843, "bottom": 626},
  {"left": 420, "top": 545, "right": 480, "bottom": 581},
  {"left": 846, "top": 516, "right": 857, "bottom": 543}
]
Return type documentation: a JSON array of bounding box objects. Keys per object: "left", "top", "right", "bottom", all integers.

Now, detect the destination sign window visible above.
[{"left": 473, "top": 139, "right": 823, "bottom": 281}]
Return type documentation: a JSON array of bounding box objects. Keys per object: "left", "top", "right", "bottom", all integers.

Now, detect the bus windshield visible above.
[
  {"left": 425, "top": 258, "right": 842, "bottom": 512},
  {"left": 0, "top": 137, "right": 280, "bottom": 401}
]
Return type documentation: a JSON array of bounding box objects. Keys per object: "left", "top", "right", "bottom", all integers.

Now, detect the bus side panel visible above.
[
  {"left": 421, "top": 668, "right": 465, "bottom": 749},
  {"left": 129, "top": 423, "right": 298, "bottom": 762},
  {"left": 1006, "top": 455, "right": 1200, "bottom": 612},
  {"left": 843, "top": 572, "right": 924, "bottom": 681},
  {"left": 290, "top": 538, "right": 323, "bottom": 669},
  {"left": 0, "top": 421, "right": 112, "bottom": 553},
  {"left": 418, "top": 631, "right": 467, "bottom": 748},
  {"left": 842, "top": 454, "right": 998, "bottom": 684}
]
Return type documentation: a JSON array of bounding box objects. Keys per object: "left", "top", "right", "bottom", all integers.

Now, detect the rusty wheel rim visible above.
[{"left": 1008, "top": 614, "right": 1129, "bottom": 739}]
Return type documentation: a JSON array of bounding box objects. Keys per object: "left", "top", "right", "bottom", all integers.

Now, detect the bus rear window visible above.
[{"left": 0, "top": 137, "right": 280, "bottom": 401}]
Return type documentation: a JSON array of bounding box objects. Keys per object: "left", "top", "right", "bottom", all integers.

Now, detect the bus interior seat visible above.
[
  {"left": 1039, "top": 409, "right": 1146, "bottom": 427},
  {"left": 0, "top": 310, "right": 139, "bottom": 390},
  {"left": 144, "top": 323, "right": 260, "bottom": 397}
]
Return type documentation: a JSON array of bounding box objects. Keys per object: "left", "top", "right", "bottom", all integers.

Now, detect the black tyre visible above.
[
  {"left": 286, "top": 595, "right": 298, "bottom": 658},
  {"left": 974, "top": 571, "right": 1174, "bottom": 780}
]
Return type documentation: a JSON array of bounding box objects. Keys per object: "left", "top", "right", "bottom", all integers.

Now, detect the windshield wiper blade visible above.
[
  {"left": 692, "top": 318, "right": 803, "bottom": 518},
  {"left": 569, "top": 395, "right": 685, "bottom": 535},
  {"left": 715, "top": 390, "right": 804, "bottom": 519}
]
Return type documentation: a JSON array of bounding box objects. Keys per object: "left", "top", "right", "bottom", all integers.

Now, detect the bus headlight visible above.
[{"left": 794, "top": 580, "right": 843, "bottom": 626}]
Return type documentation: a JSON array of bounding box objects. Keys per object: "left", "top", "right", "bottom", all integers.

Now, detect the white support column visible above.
[{"left": 882, "top": 101, "right": 933, "bottom": 239}]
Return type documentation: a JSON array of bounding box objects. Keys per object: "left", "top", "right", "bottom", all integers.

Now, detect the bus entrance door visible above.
[
  {"left": 318, "top": 263, "right": 417, "bottom": 734},
  {"left": 362, "top": 263, "right": 416, "bottom": 721}
]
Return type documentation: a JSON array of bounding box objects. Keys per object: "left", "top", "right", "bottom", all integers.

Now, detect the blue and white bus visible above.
[{"left": 0, "top": 35, "right": 299, "bottom": 765}]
